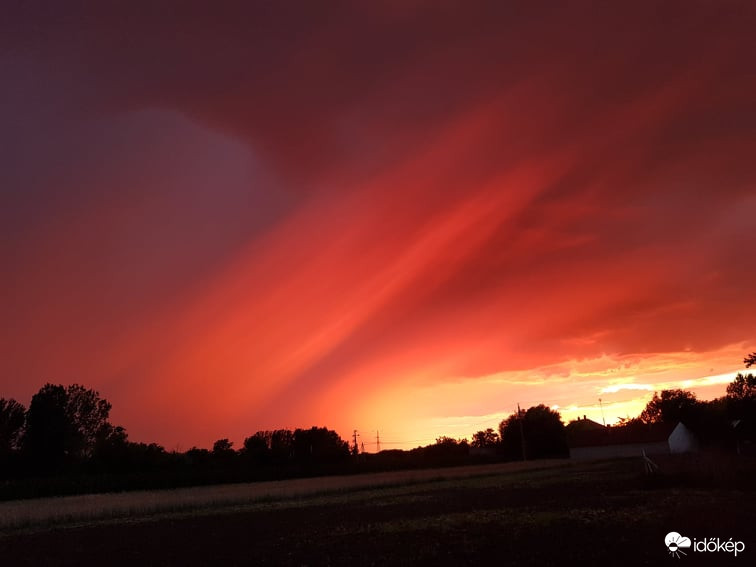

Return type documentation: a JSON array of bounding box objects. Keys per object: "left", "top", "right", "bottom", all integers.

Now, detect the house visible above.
[
  {"left": 567, "top": 417, "right": 698, "bottom": 460},
  {"left": 668, "top": 422, "right": 699, "bottom": 454}
]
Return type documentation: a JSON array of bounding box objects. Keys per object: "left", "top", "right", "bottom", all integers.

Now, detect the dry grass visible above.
[{"left": 0, "top": 459, "right": 567, "bottom": 532}]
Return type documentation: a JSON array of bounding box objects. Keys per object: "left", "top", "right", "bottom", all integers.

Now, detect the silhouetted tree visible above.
[
  {"left": 744, "top": 352, "right": 756, "bottom": 368},
  {"left": 415, "top": 436, "right": 469, "bottom": 465},
  {"left": 499, "top": 410, "right": 524, "bottom": 459},
  {"left": 499, "top": 405, "right": 567, "bottom": 459},
  {"left": 242, "top": 431, "right": 272, "bottom": 465},
  {"left": 523, "top": 405, "right": 568, "bottom": 458},
  {"left": 125, "top": 442, "right": 170, "bottom": 472},
  {"left": 722, "top": 354, "right": 756, "bottom": 421},
  {"left": 23, "top": 384, "right": 69, "bottom": 470},
  {"left": 0, "top": 398, "right": 26, "bottom": 478},
  {"left": 292, "top": 427, "right": 350, "bottom": 464},
  {"left": 23, "top": 384, "right": 117, "bottom": 471},
  {"left": 0, "top": 398, "right": 26, "bottom": 455},
  {"left": 211, "top": 438, "right": 236, "bottom": 467},
  {"left": 471, "top": 428, "right": 499, "bottom": 448},
  {"left": 90, "top": 423, "right": 129, "bottom": 470},
  {"left": 212, "top": 438, "right": 234, "bottom": 454},
  {"left": 65, "top": 384, "right": 114, "bottom": 459},
  {"left": 185, "top": 447, "right": 212, "bottom": 467},
  {"left": 727, "top": 372, "right": 756, "bottom": 400},
  {"left": 270, "top": 429, "right": 294, "bottom": 464},
  {"left": 640, "top": 389, "right": 699, "bottom": 424},
  {"left": 726, "top": 373, "right": 756, "bottom": 420}
]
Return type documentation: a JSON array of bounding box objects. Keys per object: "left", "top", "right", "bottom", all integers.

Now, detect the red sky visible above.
[{"left": 2, "top": 1, "right": 755, "bottom": 450}]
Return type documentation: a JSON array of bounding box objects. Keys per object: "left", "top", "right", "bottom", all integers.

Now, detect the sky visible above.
[{"left": 2, "top": 1, "right": 755, "bottom": 451}]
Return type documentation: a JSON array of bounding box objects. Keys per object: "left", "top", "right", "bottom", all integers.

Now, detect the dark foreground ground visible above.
[{"left": 1, "top": 454, "right": 754, "bottom": 566}]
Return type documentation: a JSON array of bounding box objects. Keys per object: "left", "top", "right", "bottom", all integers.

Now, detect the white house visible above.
[
  {"left": 668, "top": 422, "right": 699, "bottom": 454},
  {"left": 569, "top": 420, "right": 699, "bottom": 460}
]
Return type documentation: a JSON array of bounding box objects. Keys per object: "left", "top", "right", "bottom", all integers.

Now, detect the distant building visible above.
[
  {"left": 567, "top": 417, "right": 698, "bottom": 460},
  {"left": 668, "top": 422, "right": 699, "bottom": 454}
]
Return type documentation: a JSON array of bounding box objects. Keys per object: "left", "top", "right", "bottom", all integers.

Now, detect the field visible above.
[{"left": 1, "top": 455, "right": 754, "bottom": 565}]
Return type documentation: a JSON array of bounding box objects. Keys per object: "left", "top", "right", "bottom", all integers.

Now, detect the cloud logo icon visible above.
[{"left": 665, "top": 532, "right": 692, "bottom": 558}]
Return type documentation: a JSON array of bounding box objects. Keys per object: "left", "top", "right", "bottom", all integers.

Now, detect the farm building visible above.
[
  {"left": 668, "top": 422, "right": 699, "bottom": 454},
  {"left": 567, "top": 417, "right": 699, "bottom": 460}
]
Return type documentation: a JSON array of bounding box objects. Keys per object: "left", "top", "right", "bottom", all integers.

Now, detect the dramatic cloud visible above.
[{"left": 2, "top": 2, "right": 754, "bottom": 448}]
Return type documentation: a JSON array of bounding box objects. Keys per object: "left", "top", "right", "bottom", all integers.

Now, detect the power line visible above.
[{"left": 353, "top": 392, "right": 659, "bottom": 449}]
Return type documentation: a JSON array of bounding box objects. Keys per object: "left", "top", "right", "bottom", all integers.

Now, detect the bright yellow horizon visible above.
[
  {"left": 3, "top": 3, "right": 755, "bottom": 454},
  {"left": 339, "top": 347, "right": 748, "bottom": 452}
]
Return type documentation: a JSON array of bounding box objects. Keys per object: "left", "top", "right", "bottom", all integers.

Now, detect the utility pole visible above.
[
  {"left": 352, "top": 430, "right": 360, "bottom": 455},
  {"left": 376, "top": 430, "right": 381, "bottom": 453},
  {"left": 517, "top": 403, "right": 527, "bottom": 461},
  {"left": 599, "top": 398, "right": 606, "bottom": 427}
]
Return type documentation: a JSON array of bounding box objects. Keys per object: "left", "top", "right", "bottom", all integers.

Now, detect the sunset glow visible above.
[{"left": 2, "top": 2, "right": 754, "bottom": 451}]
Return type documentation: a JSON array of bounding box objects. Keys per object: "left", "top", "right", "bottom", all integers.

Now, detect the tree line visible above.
[
  {"left": 0, "top": 383, "right": 354, "bottom": 497},
  {"left": 467, "top": 353, "right": 756, "bottom": 457},
  {"left": 1, "top": 353, "right": 754, "bottom": 499}
]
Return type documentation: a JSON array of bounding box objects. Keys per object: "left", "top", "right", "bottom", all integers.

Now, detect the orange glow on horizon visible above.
[{"left": 2, "top": 3, "right": 755, "bottom": 452}]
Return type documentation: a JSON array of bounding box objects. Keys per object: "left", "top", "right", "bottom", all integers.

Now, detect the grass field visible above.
[
  {"left": 0, "top": 460, "right": 567, "bottom": 532},
  {"left": 1, "top": 454, "right": 754, "bottom": 565}
]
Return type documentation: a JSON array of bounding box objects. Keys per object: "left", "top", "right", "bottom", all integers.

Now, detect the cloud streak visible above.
[{"left": 2, "top": 2, "right": 755, "bottom": 448}]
